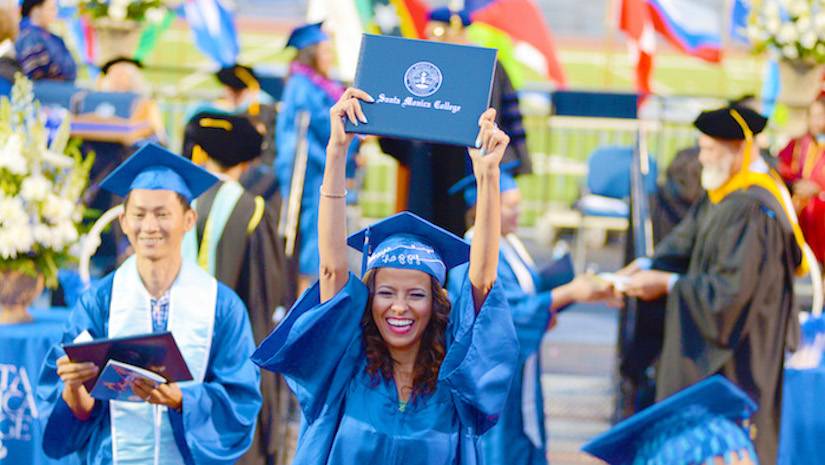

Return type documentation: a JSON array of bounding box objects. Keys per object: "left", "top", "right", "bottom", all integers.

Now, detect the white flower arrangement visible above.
[
  {"left": 748, "top": 0, "right": 825, "bottom": 63},
  {"left": 0, "top": 76, "right": 93, "bottom": 287},
  {"left": 78, "top": 0, "right": 178, "bottom": 24}
]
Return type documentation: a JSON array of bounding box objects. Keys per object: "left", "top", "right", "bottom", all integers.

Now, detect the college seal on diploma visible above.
[
  {"left": 404, "top": 62, "right": 443, "bottom": 97},
  {"left": 345, "top": 34, "right": 497, "bottom": 147}
]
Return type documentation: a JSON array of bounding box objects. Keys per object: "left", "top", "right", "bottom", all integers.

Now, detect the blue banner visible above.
[{"left": 181, "top": 0, "right": 239, "bottom": 66}]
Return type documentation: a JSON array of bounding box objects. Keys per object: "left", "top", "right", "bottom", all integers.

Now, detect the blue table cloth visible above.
[{"left": 0, "top": 309, "right": 77, "bottom": 465}]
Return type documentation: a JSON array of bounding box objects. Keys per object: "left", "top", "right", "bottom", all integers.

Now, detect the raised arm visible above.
[
  {"left": 319, "top": 88, "right": 373, "bottom": 302},
  {"left": 468, "top": 109, "right": 509, "bottom": 310}
]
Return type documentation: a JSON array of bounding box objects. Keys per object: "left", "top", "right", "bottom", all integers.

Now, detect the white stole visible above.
[
  {"left": 501, "top": 235, "right": 544, "bottom": 449},
  {"left": 501, "top": 234, "right": 537, "bottom": 294},
  {"left": 108, "top": 256, "right": 217, "bottom": 465}
]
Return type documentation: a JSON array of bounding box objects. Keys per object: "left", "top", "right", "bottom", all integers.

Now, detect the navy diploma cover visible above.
[{"left": 345, "top": 34, "right": 497, "bottom": 147}]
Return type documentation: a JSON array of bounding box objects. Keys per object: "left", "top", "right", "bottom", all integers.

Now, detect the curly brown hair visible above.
[{"left": 360, "top": 269, "right": 451, "bottom": 398}]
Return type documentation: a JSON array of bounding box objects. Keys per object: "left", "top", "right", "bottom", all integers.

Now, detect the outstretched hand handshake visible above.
[{"left": 599, "top": 259, "right": 677, "bottom": 303}]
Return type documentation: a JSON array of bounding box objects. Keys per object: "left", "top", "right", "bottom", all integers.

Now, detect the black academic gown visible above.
[
  {"left": 193, "top": 181, "right": 289, "bottom": 465},
  {"left": 651, "top": 187, "right": 801, "bottom": 465},
  {"left": 620, "top": 146, "right": 703, "bottom": 401}
]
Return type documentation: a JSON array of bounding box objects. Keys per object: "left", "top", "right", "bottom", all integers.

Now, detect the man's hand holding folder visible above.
[
  {"left": 59, "top": 331, "right": 192, "bottom": 417},
  {"left": 56, "top": 355, "right": 98, "bottom": 420}
]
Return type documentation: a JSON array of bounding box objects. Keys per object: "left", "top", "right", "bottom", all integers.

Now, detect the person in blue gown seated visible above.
[
  {"left": 36, "top": 143, "right": 262, "bottom": 465},
  {"left": 252, "top": 88, "right": 520, "bottom": 465},
  {"left": 582, "top": 375, "right": 759, "bottom": 465},
  {"left": 275, "top": 21, "right": 357, "bottom": 293},
  {"left": 15, "top": 0, "right": 76, "bottom": 82},
  {"left": 447, "top": 167, "right": 616, "bottom": 465}
]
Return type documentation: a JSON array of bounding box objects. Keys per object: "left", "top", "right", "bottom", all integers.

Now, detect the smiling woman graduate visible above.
[{"left": 251, "top": 88, "right": 519, "bottom": 465}]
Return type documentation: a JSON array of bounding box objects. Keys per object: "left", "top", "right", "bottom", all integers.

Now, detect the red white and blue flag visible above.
[
  {"left": 619, "top": 0, "right": 722, "bottom": 94},
  {"left": 647, "top": 0, "right": 722, "bottom": 63}
]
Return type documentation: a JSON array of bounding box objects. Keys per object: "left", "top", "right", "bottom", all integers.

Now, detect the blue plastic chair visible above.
[{"left": 577, "top": 145, "right": 658, "bottom": 218}]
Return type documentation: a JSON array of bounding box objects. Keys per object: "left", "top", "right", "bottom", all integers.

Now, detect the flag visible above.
[
  {"left": 135, "top": 10, "right": 176, "bottom": 62},
  {"left": 465, "top": 23, "right": 526, "bottom": 88},
  {"left": 182, "top": 0, "right": 239, "bottom": 66},
  {"left": 730, "top": 0, "right": 751, "bottom": 44},
  {"left": 357, "top": 0, "right": 429, "bottom": 38},
  {"left": 761, "top": 58, "right": 780, "bottom": 117},
  {"left": 646, "top": 0, "right": 722, "bottom": 62},
  {"left": 59, "top": 6, "right": 96, "bottom": 67},
  {"left": 619, "top": 0, "right": 723, "bottom": 95},
  {"left": 619, "top": 0, "right": 655, "bottom": 95},
  {"left": 308, "top": 0, "right": 428, "bottom": 80},
  {"left": 466, "top": 0, "right": 566, "bottom": 87}
]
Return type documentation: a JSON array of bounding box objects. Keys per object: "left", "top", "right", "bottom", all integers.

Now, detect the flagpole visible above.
[
  {"left": 604, "top": 0, "right": 618, "bottom": 89},
  {"left": 721, "top": 0, "right": 734, "bottom": 98}
]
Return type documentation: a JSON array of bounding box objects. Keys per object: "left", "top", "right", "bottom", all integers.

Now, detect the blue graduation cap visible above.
[
  {"left": 582, "top": 376, "right": 758, "bottom": 465},
  {"left": 285, "top": 22, "right": 329, "bottom": 50},
  {"left": 428, "top": 7, "right": 473, "bottom": 27},
  {"left": 347, "top": 212, "right": 470, "bottom": 285},
  {"left": 100, "top": 142, "right": 219, "bottom": 202},
  {"left": 448, "top": 160, "right": 520, "bottom": 206}
]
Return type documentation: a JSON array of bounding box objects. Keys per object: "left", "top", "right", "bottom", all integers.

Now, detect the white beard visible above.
[{"left": 701, "top": 156, "right": 734, "bottom": 191}]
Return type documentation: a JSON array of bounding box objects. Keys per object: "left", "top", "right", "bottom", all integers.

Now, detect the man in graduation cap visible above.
[
  {"left": 182, "top": 111, "right": 290, "bottom": 465},
  {"left": 616, "top": 105, "right": 807, "bottom": 464},
  {"left": 36, "top": 143, "right": 262, "bottom": 465},
  {"left": 582, "top": 375, "right": 758, "bottom": 465}
]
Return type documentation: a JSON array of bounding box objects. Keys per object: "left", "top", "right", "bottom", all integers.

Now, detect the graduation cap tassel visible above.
[{"left": 361, "top": 227, "right": 371, "bottom": 278}]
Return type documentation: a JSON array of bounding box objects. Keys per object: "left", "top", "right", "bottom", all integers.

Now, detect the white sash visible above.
[
  {"left": 500, "top": 235, "right": 543, "bottom": 448},
  {"left": 108, "top": 256, "right": 217, "bottom": 465},
  {"left": 501, "top": 234, "right": 537, "bottom": 295}
]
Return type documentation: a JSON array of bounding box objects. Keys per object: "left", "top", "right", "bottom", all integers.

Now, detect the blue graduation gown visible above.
[
  {"left": 251, "top": 271, "right": 519, "bottom": 465},
  {"left": 35, "top": 274, "right": 262, "bottom": 465},
  {"left": 274, "top": 73, "right": 355, "bottom": 277},
  {"left": 449, "top": 243, "right": 552, "bottom": 465}
]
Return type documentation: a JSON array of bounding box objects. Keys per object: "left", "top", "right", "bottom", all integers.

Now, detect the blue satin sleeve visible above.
[
  {"left": 251, "top": 274, "right": 368, "bottom": 422},
  {"left": 37, "top": 276, "right": 113, "bottom": 459},
  {"left": 439, "top": 269, "right": 519, "bottom": 435},
  {"left": 497, "top": 266, "right": 553, "bottom": 360},
  {"left": 171, "top": 285, "right": 262, "bottom": 465}
]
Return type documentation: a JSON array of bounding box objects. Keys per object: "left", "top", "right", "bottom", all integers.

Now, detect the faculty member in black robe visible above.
[
  {"left": 619, "top": 146, "right": 703, "bottom": 413},
  {"left": 618, "top": 105, "right": 807, "bottom": 465},
  {"left": 183, "top": 111, "right": 290, "bottom": 465}
]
